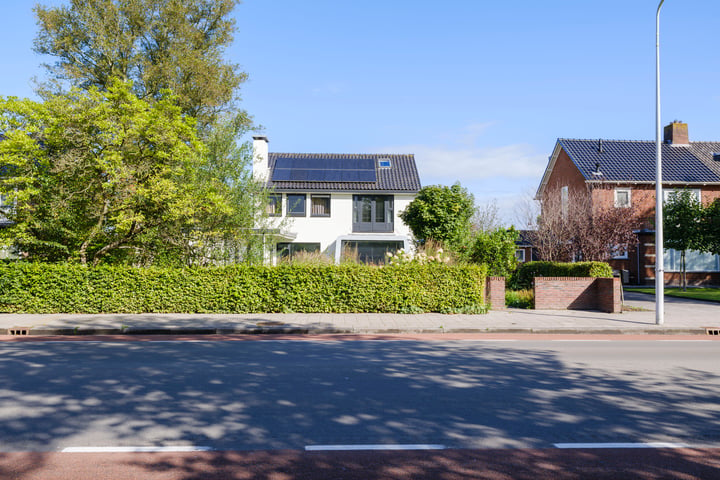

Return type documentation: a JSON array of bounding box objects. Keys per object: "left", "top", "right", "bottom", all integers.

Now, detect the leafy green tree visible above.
[
  {"left": 399, "top": 183, "right": 475, "bottom": 255},
  {"left": 702, "top": 199, "right": 720, "bottom": 256},
  {"left": 664, "top": 190, "right": 704, "bottom": 291},
  {"left": 0, "top": 80, "right": 249, "bottom": 265},
  {"left": 470, "top": 226, "right": 520, "bottom": 277},
  {"left": 152, "top": 113, "right": 283, "bottom": 266},
  {"left": 34, "top": 0, "right": 246, "bottom": 130}
]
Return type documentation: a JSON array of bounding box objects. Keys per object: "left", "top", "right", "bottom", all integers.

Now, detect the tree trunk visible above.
[{"left": 681, "top": 249, "right": 687, "bottom": 292}]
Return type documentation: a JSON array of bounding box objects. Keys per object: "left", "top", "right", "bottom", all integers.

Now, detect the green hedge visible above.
[
  {"left": 0, "top": 263, "right": 488, "bottom": 314},
  {"left": 510, "top": 261, "right": 613, "bottom": 290}
]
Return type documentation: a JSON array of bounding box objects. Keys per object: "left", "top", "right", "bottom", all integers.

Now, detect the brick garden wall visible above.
[
  {"left": 485, "top": 276, "right": 506, "bottom": 310},
  {"left": 534, "top": 277, "right": 622, "bottom": 313}
]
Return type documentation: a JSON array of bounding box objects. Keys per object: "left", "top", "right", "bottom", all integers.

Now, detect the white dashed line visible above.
[
  {"left": 305, "top": 444, "right": 445, "bottom": 451},
  {"left": 554, "top": 442, "right": 689, "bottom": 449},
  {"left": 62, "top": 446, "right": 214, "bottom": 453}
]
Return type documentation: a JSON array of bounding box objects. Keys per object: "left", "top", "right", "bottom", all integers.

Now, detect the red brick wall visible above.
[
  {"left": 485, "top": 276, "right": 506, "bottom": 310},
  {"left": 534, "top": 277, "right": 622, "bottom": 313}
]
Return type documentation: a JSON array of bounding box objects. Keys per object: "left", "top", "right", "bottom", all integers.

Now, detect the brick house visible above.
[
  {"left": 536, "top": 121, "right": 720, "bottom": 286},
  {"left": 515, "top": 230, "right": 538, "bottom": 264}
]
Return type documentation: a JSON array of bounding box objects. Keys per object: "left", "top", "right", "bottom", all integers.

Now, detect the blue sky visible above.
[{"left": 2, "top": 1, "right": 719, "bottom": 225}]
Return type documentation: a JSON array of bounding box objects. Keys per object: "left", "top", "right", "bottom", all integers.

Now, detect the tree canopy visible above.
[
  {"left": 34, "top": 0, "right": 246, "bottom": 130},
  {"left": 0, "top": 80, "right": 264, "bottom": 265},
  {"left": 470, "top": 226, "right": 519, "bottom": 277},
  {"left": 399, "top": 183, "right": 475, "bottom": 254}
]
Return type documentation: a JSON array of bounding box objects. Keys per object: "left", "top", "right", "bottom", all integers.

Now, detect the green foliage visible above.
[
  {"left": 470, "top": 226, "right": 519, "bottom": 276},
  {"left": 34, "top": 0, "right": 246, "bottom": 130},
  {"left": 664, "top": 190, "right": 703, "bottom": 252},
  {"left": 505, "top": 289, "right": 534, "bottom": 309},
  {"left": 399, "top": 183, "right": 475, "bottom": 256},
  {"left": 0, "top": 80, "right": 269, "bottom": 266},
  {"left": 703, "top": 199, "right": 720, "bottom": 256},
  {"left": 0, "top": 263, "right": 488, "bottom": 314},
  {"left": 511, "top": 261, "right": 613, "bottom": 290}
]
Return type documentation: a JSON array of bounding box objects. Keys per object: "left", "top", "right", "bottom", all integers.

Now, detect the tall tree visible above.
[
  {"left": 0, "top": 80, "right": 243, "bottom": 265},
  {"left": 33, "top": 0, "right": 246, "bottom": 130},
  {"left": 399, "top": 183, "right": 475, "bottom": 256},
  {"left": 664, "top": 190, "right": 704, "bottom": 291},
  {"left": 704, "top": 199, "right": 720, "bottom": 256}
]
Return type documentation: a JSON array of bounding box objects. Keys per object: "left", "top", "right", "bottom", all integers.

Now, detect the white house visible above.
[{"left": 253, "top": 136, "right": 421, "bottom": 264}]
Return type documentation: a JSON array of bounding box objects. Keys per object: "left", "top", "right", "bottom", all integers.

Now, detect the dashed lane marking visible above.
[
  {"left": 62, "top": 446, "right": 214, "bottom": 453},
  {"left": 554, "top": 442, "right": 689, "bottom": 449},
  {"left": 305, "top": 444, "right": 446, "bottom": 451}
]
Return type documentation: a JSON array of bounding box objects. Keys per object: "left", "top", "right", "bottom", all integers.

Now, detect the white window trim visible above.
[
  {"left": 515, "top": 249, "right": 526, "bottom": 262},
  {"left": 560, "top": 186, "right": 569, "bottom": 219},
  {"left": 614, "top": 188, "right": 632, "bottom": 208},
  {"left": 662, "top": 188, "right": 701, "bottom": 203}
]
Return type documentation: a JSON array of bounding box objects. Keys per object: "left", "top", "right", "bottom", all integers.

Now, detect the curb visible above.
[{"left": 5, "top": 326, "right": 711, "bottom": 336}]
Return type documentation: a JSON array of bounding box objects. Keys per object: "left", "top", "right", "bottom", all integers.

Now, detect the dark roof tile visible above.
[{"left": 558, "top": 139, "right": 720, "bottom": 183}]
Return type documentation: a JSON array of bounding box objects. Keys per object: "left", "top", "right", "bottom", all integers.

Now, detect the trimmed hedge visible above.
[
  {"left": 0, "top": 262, "right": 488, "bottom": 314},
  {"left": 511, "top": 261, "right": 613, "bottom": 290}
]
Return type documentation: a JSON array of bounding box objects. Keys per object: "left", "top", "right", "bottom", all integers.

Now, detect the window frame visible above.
[
  {"left": 352, "top": 195, "right": 394, "bottom": 233},
  {"left": 310, "top": 194, "right": 331, "bottom": 217},
  {"left": 614, "top": 188, "right": 632, "bottom": 208},
  {"left": 266, "top": 194, "right": 282, "bottom": 217},
  {"left": 515, "top": 249, "right": 526, "bottom": 262},
  {"left": 286, "top": 193, "right": 307, "bottom": 217}
]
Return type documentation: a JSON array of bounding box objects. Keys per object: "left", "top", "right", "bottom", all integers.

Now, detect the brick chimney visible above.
[{"left": 663, "top": 121, "right": 689, "bottom": 145}]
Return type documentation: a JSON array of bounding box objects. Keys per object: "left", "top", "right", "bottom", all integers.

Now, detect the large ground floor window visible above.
[
  {"left": 664, "top": 249, "right": 720, "bottom": 272},
  {"left": 341, "top": 240, "right": 403, "bottom": 264},
  {"left": 276, "top": 242, "right": 321, "bottom": 260}
]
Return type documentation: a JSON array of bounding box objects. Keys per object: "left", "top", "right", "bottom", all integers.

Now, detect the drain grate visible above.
[
  {"left": 706, "top": 328, "right": 720, "bottom": 336},
  {"left": 8, "top": 327, "right": 30, "bottom": 336}
]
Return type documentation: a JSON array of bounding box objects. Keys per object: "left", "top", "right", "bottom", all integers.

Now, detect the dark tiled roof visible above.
[
  {"left": 266, "top": 152, "right": 421, "bottom": 192},
  {"left": 558, "top": 139, "right": 720, "bottom": 183},
  {"left": 516, "top": 230, "right": 536, "bottom": 246}
]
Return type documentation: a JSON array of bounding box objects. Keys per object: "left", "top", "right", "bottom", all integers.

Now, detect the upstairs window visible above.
[
  {"left": 378, "top": 158, "right": 392, "bottom": 168},
  {"left": 266, "top": 194, "right": 282, "bottom": 217},
  {"left": 353, "top": 195, "right": 394, "bottom": 233},
  {"left": 560, "top": 186, "right": 569, "bottom": 219},
  {"left": 311, "top": 194, "right": 331, "bottom": 217},
  {"left": 614, "top": 188, "right": 631, "bottom": 208},
  {"left": 287, "top": 194, "right": 306, "bottom": 217}
]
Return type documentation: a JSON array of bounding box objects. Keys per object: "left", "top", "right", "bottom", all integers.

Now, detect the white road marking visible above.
[
  {"left": 62, "top": 446, "right": 214, "bottom": 453},
  {"left": 554, "top": 442, "right": 689, "bottom": 449},
  {"left": 551, "top": 340, "right": 611, "bottom": 342},
  {"left": 305, "top": 444, "right": 445, "bottom": 451}
]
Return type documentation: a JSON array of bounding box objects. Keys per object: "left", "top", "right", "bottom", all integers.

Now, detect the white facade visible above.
[{"left": 253, "top": 136, "right": 418, "bottom": 264}]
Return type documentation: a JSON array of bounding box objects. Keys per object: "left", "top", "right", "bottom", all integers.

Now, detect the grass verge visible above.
[{"left": 629, "top": 287, "right": 720, "bottom": 304}]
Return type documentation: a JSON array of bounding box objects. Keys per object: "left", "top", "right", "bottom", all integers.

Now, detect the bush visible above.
[
  {"left": 470, "top": 227, "right": 519, "bottom": 276},
  {"left": 505, "top": 289, "right": 534, "bottom": 309},
  {"left": 510, "top": 261, "right": 613, "bottom": 290},
  {"left": 0, "top": 262, "right": 488, "bottom": 314}
]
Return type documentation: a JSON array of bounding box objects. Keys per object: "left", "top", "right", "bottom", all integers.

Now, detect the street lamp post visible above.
[{"left": 655, "top": 0, "right": 665, "bottom": 325}]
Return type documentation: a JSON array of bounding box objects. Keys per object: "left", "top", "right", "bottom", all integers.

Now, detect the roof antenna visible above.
[{"left": 597, "top": 138, "right": 603, "bottom": 153}]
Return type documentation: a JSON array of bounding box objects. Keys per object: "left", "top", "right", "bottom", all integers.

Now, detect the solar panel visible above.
[{"left": 271, "top": 157, "right": 377, "bottom": 182}]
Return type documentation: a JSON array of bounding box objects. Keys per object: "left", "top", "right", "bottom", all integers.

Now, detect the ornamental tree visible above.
[
  {"left": 664, "top": 190, "right": 704, "bottom": 291},
  {"left": 399, "top": 183, "right": 475, "bottom": 255}
]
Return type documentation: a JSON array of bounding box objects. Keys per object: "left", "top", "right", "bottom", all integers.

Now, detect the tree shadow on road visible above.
[{"left": 0, "top": 338, "right": 718, "bottom": 479}]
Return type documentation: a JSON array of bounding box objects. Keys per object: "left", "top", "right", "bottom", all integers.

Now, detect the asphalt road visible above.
[{"left": 1, "top": 337, "right": 719, "bottom": 453}]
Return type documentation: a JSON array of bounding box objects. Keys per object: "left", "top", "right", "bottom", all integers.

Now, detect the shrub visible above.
[
  {"left": 510, "top": 261, "right": 613, "bottom": 290},
  {"left": 0, "top": 262, "right": 488, "bottom": 314},
  {"left": 505, "top": 289, "right": 534, "bottom": 309}
]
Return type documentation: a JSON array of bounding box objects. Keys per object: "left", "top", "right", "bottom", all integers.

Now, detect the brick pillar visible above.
[
  {"left": 485, "top": 276, "right": 506, "bottom": 310},
  {"left": 597, "top": 277, "right": 622, "bottom": 313}
]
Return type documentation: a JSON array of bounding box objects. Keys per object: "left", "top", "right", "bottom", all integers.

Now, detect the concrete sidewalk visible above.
[{"left": 1, "top": 291, "right": 718, "bottom": 336}]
